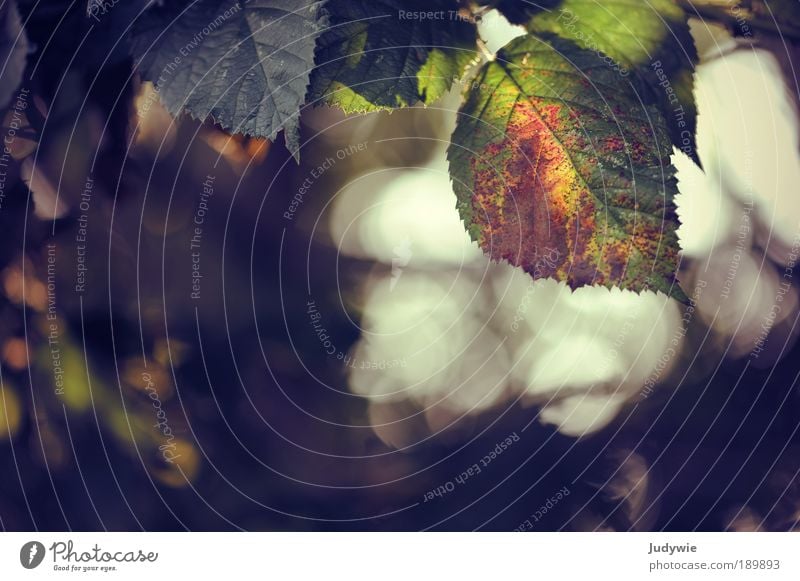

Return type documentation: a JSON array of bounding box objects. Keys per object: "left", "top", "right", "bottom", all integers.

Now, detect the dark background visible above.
[{"left": 0, "top": 0, "right": 798, "bottom": 532}]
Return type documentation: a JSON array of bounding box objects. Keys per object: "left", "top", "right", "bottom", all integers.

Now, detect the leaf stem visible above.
[{"left": 475, "top": 36, "right": 495, "bottom": 62}]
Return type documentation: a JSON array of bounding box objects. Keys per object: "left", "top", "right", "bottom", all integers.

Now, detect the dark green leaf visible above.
[
  {"left": 310, "top": 0, "right": 478, "bottom": 113},
  {"left": 0, "top": 0, "right": 28, "bottom": 109},
  {"left": 479, "top": 0, "right": 560, "bottom": 25},
  {"left": 130, "top": 0, "right": 326, "bottom": 156}
]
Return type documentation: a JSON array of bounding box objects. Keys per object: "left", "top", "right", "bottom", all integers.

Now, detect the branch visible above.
[{"left": 676, "top": 0, "right": 800, "bottom": 43}]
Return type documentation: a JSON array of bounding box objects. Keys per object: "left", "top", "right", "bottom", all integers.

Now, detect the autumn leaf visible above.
[
  {"left": 525, "top": 0, "right": 699, "bottom": 162},
  {"left": 448, "top": 34, "right": 684, "bottom": 299}
]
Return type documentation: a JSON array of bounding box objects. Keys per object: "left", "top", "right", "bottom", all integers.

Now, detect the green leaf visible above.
[
  {"left": 309, "top": 0, "right": 478, "bottom": 113},
  {"left": 525, "top": 0, "right": 698, "bottom": 162},
  {"left": 0, "top": 0, "right": 28, "bottom": 109},
  {"left": 448, "top": 34, "right": 684, "bottom": 298},
  {"left": 129, "top": 0, "right": 326, "bottom": 156}
]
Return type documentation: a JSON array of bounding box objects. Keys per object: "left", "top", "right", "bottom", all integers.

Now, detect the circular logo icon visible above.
[{"left": 19, "top": 541, "right": 45, "bottom": 569}]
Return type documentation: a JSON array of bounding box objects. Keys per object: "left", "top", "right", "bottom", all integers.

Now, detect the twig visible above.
[{"left": 676, "top": 0, "right": 800, "bottom": 43}]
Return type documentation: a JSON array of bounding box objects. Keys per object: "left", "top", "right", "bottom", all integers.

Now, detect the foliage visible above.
[
  {"left": 124, "top": 0, "right": 695, "bottom": 296},
  {"left": 1, "top": 0, "right": 779, "bottom": 297}
]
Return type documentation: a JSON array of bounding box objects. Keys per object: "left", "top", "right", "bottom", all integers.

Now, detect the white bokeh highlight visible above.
[{"left": 326, "top": 16, "right": 800, "bottom": 444}]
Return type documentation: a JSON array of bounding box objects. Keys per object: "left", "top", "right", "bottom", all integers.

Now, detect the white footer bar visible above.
[{"left": 1, "top": 533, "right": 797, "bottom": 579}]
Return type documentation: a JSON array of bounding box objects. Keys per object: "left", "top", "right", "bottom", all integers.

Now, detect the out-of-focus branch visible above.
[{"left": 676, "top": 0, "right": 800, "bottom": 42}]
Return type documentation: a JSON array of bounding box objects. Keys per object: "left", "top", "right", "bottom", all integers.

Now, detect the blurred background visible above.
[{"left": 1, "top": 1, "right": 800, "bottom": 531}]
